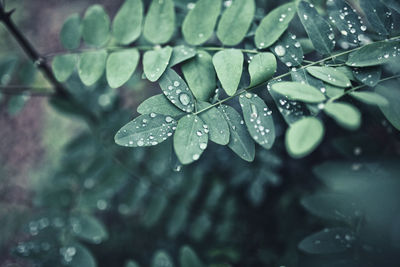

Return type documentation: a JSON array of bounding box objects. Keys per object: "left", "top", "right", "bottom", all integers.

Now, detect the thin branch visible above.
[
  {"left": 0, "top": 85, "right": 54, "bottom": 97},
  {"left": 0, "top": 6, "right": 98, "bottom": 123}
]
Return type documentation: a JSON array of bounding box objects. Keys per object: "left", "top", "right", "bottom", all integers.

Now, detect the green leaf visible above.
[
  {"left": 218, "top": 105, "right": 255, "bottom": 162},
  {"left": 324, "top": 102, "right": 361, "bottom": 130},
  {"left": 239, "top": 93, "right": 275, "bottom": 149},
  {"left": 159, "top": 68, "right": 195, "bottom": 113},
  {"left": 82, "top": 5, "right": 110, "bottom": 47},
  {"left": 152, "top": 251, "right": 174, "bottom": 267},
  {"left": 182, "top": 50, "right": 216, "bottom": 101},
  {"left": 106, "top": 49, "right": 139, "bottom": 88},
  {"left": 69, "top": 243, "right": 96, "bottom": 267},
  {"left": 197, "top": 101, "right": 230, "bottom": 145},
  {"left": 298, "top": 1, "right": 335, "bottom": 55},
  {"left": 325, "top": 84, "right": 344, "bottom": 98},
  {"left": 336, "top": 66, "right": 356, "bottom": 81},
  {"left": 360, "top": 0, "right": 391, "bottom": 36},
  {"left": 137, "top": 94, "right": 185, "bottom": 117},
  {"left": 112, "top": 0, "right": 143, "bottom": 45},
  {"left": 271, "top": 32, "right": 304, "bottom": 67},
  {"left": 301, "top": 193, "right": 363, "bottom": 223},
  {"left": 248, "top": 52, "right": 276, "bottom": 87},
  {"left": 180, "top": 246, "right": 204, "bottom": 267},
  {"left": 168, "top": 45, "right": 197, "bottom": 67},
  {"left": 182, "top": 0, "right": 222, "bottom": 45},
  {"left": 60, "top": 14, "right": 81, "bottom": 50},
  {"left": 291, "top": 69, "right": 325, "bottom": 94},
  {"left": 271, "top": 82, "right": 326, "bottom": 103},
  {"left": 353, "top": 67, "right": 381, "bottom": 87},
  {"left": 350, "top": 91, "right": 388, "bottom": 106},
  {"left": 52, "top": 54, "right": 77, "bottom": 82},
  {"left": 327, "top": 0, "right": 365, "bottom": 45},
  {"left": 307, "top": 67, "right": 351, "bottom": 88},
  {"left": 346, "top": 41, "right": 400, "bottom": 67},
  {"left": 213, "top": 49, "right": 243, "bottom": 96},
  {"left": 143, "top": 46, "right": 173, "bottom": 82},
  {"left": 217, "top": 0, "right": 255, "bottom": 46},
  {"left": 174, "top": 114, "right": 208, "bottom": 165},
  {"left": 78, "top": 51, "right": 107, "bottom": 86},
  {"left": 143, "top": 0, "right": 175, "bottom": 44},
  {"left": 70, "top": 214, "right": 108, "bottom": 244},
  {"left": 376, "top": 83, "right": 400, "bottom": 131},
  {"left": 254, "top": 2, "right": 296, "bottom": 49},
  {"left": 114, "top": 114, "right": 177, "bottom": 147},
  {"left": 299, "top": 38, "right": 315, "bottom": 54},
  {"left": 285, "top": 117, "right": 324, "bottom": 158},
  {"left": 298, "top": 228, "right": 356, "bottom": 254}
]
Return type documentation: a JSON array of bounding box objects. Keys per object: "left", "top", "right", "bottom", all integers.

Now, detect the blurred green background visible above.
[{"left": 1, "top": 0, "right": 400, "bottom": 267}]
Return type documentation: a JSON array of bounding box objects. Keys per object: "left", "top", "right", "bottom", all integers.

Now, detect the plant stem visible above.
[
  {"left": 0, "top": 85, "right": 54, "bottom": 97},
  {"left": 0, "top": 6, "right": 98, "bottom": 123}
]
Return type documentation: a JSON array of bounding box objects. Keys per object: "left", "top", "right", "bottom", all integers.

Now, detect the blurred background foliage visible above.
[{"left": 1, "top": 0, "right": 400, "bottom": 266}]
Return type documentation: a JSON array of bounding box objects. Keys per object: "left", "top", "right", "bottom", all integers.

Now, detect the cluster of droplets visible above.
[
  {"left": 313, "top": 228, "right": 356, "bottom": 249},
  {"left": 190, "top": 115, "right": 208, "bottom": 161},
  {"left": 273, "top": 34, "right": 303, "bottom": 67},
  {"left": 350, "top": 44, "right": 400, "bottom": 66},
  {"left": 28, "top": 217, "right": 50, "bottom": 236},
  {"left": 327, "top": 0, "right": 367, "bottom": 46},
  {"left": 240, "top": 93, "right": 273, "bottom": 146},
  {"left": 163, "top": 79, "right": 194, "bottom": 113},
  {"left": 117, "top": 114, "right": 177, "bottom": 148},
  {"left": 59, "top": 246, "right": 77, "bottom": 264},
  {"left": 16, "top": 241, "right": 50, "bottom": 257}
]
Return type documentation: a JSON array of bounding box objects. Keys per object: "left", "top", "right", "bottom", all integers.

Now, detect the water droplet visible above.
[
  {"left": 192, "top": 154, "right": 200, "bottom": 160},
  {"left": 274, "top": 45, "right": 286, "bottom": 57},
  {"left": 179, "top": 93, "right": 190, "bottom": 106},
  {"left": 199, "top": 143, "right": 207, "bottom": 150}
]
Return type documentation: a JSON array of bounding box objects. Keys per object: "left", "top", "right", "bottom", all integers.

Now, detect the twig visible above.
[{"left": 0, "top": 5, "right": 98, "bottom": 123}]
